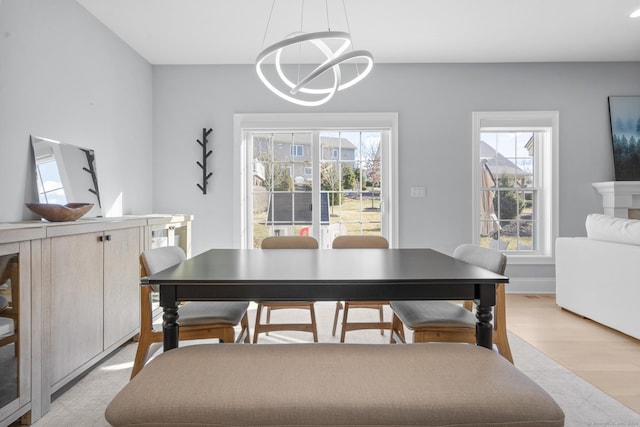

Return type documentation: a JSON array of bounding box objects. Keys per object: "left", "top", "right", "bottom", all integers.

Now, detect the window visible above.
[
  {"left": 234, "top": 113, "right": 398, "bottom": 249},
  {"left": 291, "top": 145, "right": 304, "bottom": 157},
  {"left": 472, "top": 112, "right": 558, "bottom": 263},
  {"left": 35, "top": 158, "right": 67, "bottom": 204}
]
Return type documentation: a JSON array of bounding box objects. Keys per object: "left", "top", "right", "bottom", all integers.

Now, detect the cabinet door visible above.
[
  {"left": 50, "top": 232, "right": 103, "bottom": 385},
  {"left": 0, "top": 242, "right": 31, "bottom": 423},
  {"left": 103, "top": 227, "right": 140, "bottom": 349}
]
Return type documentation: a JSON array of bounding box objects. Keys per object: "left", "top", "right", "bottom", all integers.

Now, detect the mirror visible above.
[{"left": 30, "top": 136, "right": 103, "bottom": 218}]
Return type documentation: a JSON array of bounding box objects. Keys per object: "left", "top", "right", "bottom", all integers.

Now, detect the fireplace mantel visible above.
[{"left": 593, "top": 181, "right": 640, "bottom": 219}]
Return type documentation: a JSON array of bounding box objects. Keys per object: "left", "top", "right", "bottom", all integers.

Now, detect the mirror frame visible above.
[{"left": 30, "top": 135, "right": 103, "bottom": 218}]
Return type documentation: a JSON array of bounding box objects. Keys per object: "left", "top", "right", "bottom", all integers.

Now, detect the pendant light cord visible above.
[
  {"left": 326, "top": 0, "right": 331, "bottom": 30},
  {"left": 261, "top": 0, "right": 277, "bottom": 49},
  {"left": 342, "top": 0, "right": 361, "bottom": 76},
  {"left": 297, "top": 0, "right": 305, "bottom": 86},
  {"left": 342, "top": 0, "right": 351, "bottom": 35}
]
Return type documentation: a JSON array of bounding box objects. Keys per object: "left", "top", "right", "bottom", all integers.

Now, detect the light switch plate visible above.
[{"left": 410, "top": 187, "right": 425, "bottom": 198}]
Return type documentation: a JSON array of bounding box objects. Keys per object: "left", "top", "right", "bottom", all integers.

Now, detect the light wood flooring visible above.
[{"left": 507, "top": 294, "right": 640, "bottom": 414}]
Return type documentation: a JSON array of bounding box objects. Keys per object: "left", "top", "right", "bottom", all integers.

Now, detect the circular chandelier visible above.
[{"left": 255, "top": 1, "right": 374, "bottom": 107}]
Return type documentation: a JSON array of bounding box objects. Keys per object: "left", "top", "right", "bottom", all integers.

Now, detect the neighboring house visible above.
[
  {"left": 253, "top": 134, "right": 357, "bottom": 187},
  {"left": 479, "top": 139, "right": 532, "bottom": 186},
  {"left": 320, "top": 136, "right": 357, "bottom": 170},
  {"left": 253, "top": 160, "right": 266, "bottom": 186},
  {"left": 251, "top": 134, "right": 354, "bottom": 240}
]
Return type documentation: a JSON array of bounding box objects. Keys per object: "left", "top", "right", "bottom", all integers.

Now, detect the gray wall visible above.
[
  {"left": 0, "top": 0, "right": 153, "bottom": 221},
  {"left": 152, "top": 62, "right": 640, "bottom": 286}
]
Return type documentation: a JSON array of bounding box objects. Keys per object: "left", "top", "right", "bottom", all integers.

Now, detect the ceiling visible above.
[{"left": 76, "top": 0, "right": 640, "bottom": 65}]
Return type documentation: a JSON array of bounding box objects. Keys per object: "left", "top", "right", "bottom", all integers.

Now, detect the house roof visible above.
[
  {"left": 480, "top": 140, "right": 530, "bottom": 178},
  {"left": 320, "top": 137, "right": 357, "bottom": 151}
]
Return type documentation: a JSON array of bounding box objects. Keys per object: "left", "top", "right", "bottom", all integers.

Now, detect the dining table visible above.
[{"left": 141, "top": 247, "right": 509, "bottom": 351}]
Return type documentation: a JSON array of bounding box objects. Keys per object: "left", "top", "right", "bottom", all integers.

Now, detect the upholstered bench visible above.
[{"left": 105, "top": 343, "right": 564, "bottom": 427}]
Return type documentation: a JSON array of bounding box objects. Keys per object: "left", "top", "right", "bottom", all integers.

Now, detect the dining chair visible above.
[
  {"left": 0, "top": 295, "right": 17, "bottom": 351},
  {"left": 131, "top": 246, "right": 250, "bottom": 379},
  {"left": 389, "top": 243, "right": 513, "bottom": 363},
  {"left": 253, "top": 235, "right": 319, "bottom": 343},
  {"left": 331, "top": 235, "right": 391, "bottom": 342},
  {"left": 0, "top": 255, "right": 19, "bottom": 355}
]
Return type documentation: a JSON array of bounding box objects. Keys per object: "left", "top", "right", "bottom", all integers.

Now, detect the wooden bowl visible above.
[{"left": 26, "top": 203, "right": 94, "bottom": 222}]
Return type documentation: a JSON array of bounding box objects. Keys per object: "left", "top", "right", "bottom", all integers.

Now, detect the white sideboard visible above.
[{"left": 0, "top": 214, "right": 193, "bottom": 427}]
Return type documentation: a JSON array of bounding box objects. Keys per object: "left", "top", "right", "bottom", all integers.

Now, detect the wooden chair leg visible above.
[
  {"left": 492, "top": 284, "right": 513, "bottom": 363},
  {"left": 340, "top": 303, "right": 350, "bottom": 343},
  {"left": 131, "top": 335, "right": 152, "bottom": 379},
  {"left": 494, "top": 328, "right": 514, "bottom": 364},
  {"left": 309, "top": 303, "right": 318, "bottom": 343},
  {"left": 253, "top": 303, "right": 263, "bottom": 343},
  {"left": 390, "top": 313, "right": 406, "bottom": 344},
  {"left": 237, "top": 312, "right": 250, "bottom": 343},
  {"left": 265, "top": 306, "right": 271, "bottom": 336},
  {"left": 332, "top": 301, "right": 342, "bottom": 336},
  {"left": 378, "top": 305, "right": 384, "bottom": 335},
  {"left": 220, "top": 326, "right": 235, "bottom": 344},
  {"left": 253, "top": 302, "right": 317, "bottom": 343}
]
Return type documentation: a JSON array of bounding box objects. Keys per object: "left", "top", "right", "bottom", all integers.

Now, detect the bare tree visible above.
[
  {"left": 321, "top": 162, "right": 341, "bottom": 211},
  {"left": 362, "top": 136, "right": 381, "bottom": 209}
]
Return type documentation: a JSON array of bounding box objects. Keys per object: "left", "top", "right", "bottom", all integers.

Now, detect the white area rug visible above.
[
  {"left": 30, "top": 302, "right": 640, "bottom": 426},
  {"left": 508, "top": 332, "right": 640, "bottom": 427}
]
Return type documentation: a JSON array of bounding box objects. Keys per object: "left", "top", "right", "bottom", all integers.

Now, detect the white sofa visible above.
[{"left": 556, "top": 213, "right": 640, "bottom": 340}]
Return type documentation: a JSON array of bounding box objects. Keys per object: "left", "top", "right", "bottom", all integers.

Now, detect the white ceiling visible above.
[{"left": 76, "top": 0, "right": 640, "bottom": 65}]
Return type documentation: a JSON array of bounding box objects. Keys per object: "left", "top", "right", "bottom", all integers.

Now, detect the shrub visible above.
[{"left": 495, "top": 175, "right": 525, "bottom": 220}]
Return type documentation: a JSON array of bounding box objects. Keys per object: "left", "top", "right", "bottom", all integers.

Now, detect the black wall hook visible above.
[
  {"left": 80, "top": 148, "right": 101, "bottom": 207},
  {"left": 196, "top": 128, "right": 213, "bottom": 194}
]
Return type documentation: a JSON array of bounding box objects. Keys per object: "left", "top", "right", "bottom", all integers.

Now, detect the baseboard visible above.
[{"left": 505, "top": 277, "right": 556, "bottom": 294}]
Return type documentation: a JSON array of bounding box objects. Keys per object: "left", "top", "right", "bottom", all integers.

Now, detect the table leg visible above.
[
  {"left": 475, "top": 283, "right": 495, "bottom": 349},
  {"left": 475, "top": 304, "right": 493, "bottom": 349},
  {"left": 160, "top": 285, "right": 179, "bottom": 351}
]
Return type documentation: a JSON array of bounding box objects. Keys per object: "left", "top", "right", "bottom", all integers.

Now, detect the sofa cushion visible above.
[{"left": 586, "top": 213, "right": 640, "bottom": 245}]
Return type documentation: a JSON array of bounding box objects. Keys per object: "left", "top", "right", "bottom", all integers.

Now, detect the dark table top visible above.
[{"left": 143, "top": 248, "right": 508, "bottom": 302}]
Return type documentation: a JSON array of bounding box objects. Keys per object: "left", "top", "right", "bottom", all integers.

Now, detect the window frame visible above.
[
  {"left": 233, "top": 113, "right": 399, "bottom": 249},
  {"left": 290, "top": 144, "right": 304, "bottom": 157},
  {"left": 472, "top": 111, "right": 559, "bottom": 265}
]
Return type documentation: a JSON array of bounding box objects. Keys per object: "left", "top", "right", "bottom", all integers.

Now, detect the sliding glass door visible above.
[{"left": 247, "top": 129, "right": 389, "bottom": 248}]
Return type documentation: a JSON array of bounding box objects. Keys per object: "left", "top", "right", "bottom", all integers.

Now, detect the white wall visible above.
[
  {"left": 153, "top": 62, "right": 640, "bottom": 287},
  {"left": 0, "top": 0, "right": 153, "bottom": 221}
]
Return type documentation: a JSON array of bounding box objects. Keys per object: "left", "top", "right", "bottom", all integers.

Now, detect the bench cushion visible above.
[{"left": 106, "top": 343, "right": 564, "bottom": 427}]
